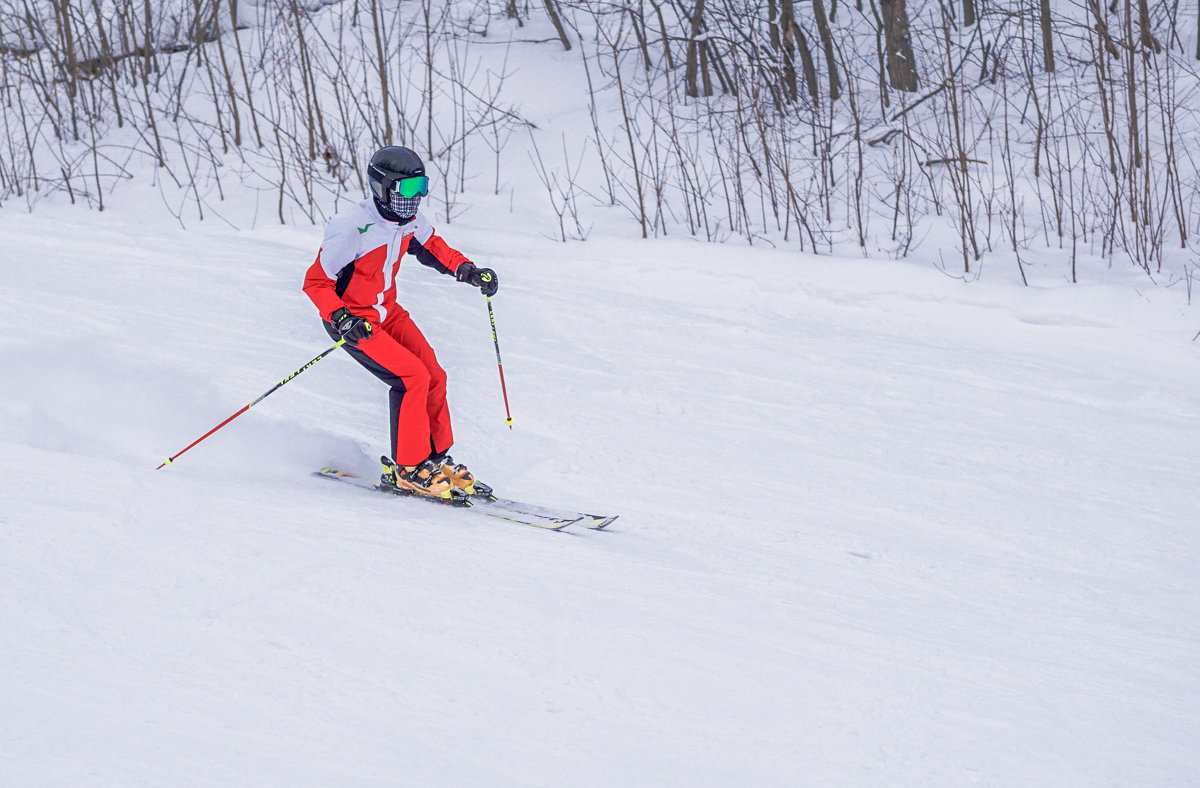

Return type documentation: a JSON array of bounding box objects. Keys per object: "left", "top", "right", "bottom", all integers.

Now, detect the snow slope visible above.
[{"left": 1, "top": 192, "right": 1199, "bottom": 786}]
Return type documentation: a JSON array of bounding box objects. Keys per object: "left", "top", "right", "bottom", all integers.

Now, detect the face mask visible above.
[{"left": 389, "top": 192, "right": 421, "bottom": 219}]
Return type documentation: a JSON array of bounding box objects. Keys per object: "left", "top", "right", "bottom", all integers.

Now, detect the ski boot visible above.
[
  {"left": 434, "top": 455, "right": 492, "bottom": 497},
  {"left": 381, "top": 456, "right": 453, "bottom": 500}
]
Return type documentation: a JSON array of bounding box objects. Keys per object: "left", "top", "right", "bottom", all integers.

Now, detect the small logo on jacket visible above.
[{"left": 357, "top": 223, "right": 373, "bottom": 234}]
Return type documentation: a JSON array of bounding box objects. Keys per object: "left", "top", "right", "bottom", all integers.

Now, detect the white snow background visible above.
[{"left": 3, "top": 6, "right": 1200, "bottom": 788}]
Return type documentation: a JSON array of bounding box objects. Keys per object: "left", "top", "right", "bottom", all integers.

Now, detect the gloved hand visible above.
[
  {"left": 455, "top": 262, "right": 499, "bottom": 297},
  {"left": 329, "top": 307, "right": 373, "bottom": 346}
]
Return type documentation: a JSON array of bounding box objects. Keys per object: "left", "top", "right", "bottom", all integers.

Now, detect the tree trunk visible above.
[
  {"left": 867, "top": 0, "right": 889, "bottom": 107},
  {"left": 649, "top": 1, "right": 674, "bottom": 69},
  {"left": 1136, "top": 0, "right": 1161, "bottom": 52},
  {"left": 794, "top": 22, "right": 821, "bottom": 103},
  {"left": 963, "top": 0, "right": 976, "bottom": 26},
  {"left": 543, "top": 0, "right": 571, "bottom": 51},
  {"left": 1039, "top": 0, "right": 1055, "bottom": 72},
  {"left": 880, "top": 0, "right": 918, "bottom": 91},
  {"left": 811, "top": 0, "right": 841, "bottom": 100},
  {"left": 685, "top": 0, "right": 711, "bottom": 97},
  {"left": 779, "top": 0, "right": 798, "bottom": 101}
]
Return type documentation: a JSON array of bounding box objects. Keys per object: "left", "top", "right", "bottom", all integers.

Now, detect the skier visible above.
[{"left": 303, "top": 146, "right": 498, "bottom": 499}]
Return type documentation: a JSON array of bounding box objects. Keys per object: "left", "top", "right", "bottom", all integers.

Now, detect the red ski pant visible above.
[{"left": 327, "top": 311, "right": 453, "bottom": 466}]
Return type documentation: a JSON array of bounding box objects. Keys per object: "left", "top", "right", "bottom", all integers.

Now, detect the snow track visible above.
[{"left": 2, "top": 205, "right": 1198, "bottom": 785}]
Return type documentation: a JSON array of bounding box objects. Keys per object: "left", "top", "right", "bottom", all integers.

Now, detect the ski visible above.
[
  {"left": 370, "top": 456, "right": 615, "bottom": 528},
  {"left": 314, "top": 468, "right": 582, "bottom": 530},
  {"left": 468, "top": 493, "right": 618, "bottom": 530}
]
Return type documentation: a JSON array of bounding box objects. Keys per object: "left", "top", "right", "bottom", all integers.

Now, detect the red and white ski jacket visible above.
[{"left": 303, "top": 198, "right": 471, "bottom": 324}]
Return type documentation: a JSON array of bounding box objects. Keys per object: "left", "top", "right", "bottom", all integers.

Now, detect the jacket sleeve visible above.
[
  {"left": 302, "top": 254, "right": 347, "bottom": 323},
  {"left": 302, "top": 218, "right": 358, "bottom": 321},
  {"left": 406, "top": 212, "right": 470, "bottom": 276}
]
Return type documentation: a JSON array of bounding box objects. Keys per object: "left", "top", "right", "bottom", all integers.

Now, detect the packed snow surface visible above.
[{"left": 1, "top": 193, "right": 1198, "bottom": 785}]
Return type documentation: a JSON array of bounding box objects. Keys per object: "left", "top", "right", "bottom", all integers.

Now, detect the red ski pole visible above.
[
  {"left": 157, "top": 339, "right": 346, "bottom": 469},
  {"left": 486, "top": 295, "right": 514, "bottom": 429}
]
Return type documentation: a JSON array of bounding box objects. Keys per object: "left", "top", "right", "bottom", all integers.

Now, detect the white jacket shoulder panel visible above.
[{"left": 318, "top": 200, "right": 385, "bottom": 278}]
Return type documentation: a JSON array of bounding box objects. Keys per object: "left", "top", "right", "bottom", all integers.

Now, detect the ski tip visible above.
[
  {"left": 543, "top": 516, "right": 582, "bottom": 531},
  {"left": 588, "top": 515, "right": 619, "bottom": 530}
]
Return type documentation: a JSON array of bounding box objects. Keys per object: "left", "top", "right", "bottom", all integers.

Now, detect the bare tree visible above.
[
  {"left": 1039, "top": 0, "right": 1054, "bottom": 72},
  {"left": 811, "top": 0, "right": 842, "bottom": 99},
  {"left": 881, "top": 0, "right": 918, "bottom": 91},
  {"left": 684, "top": 0, "right": 712, "bottom": 98},
  {"left": 543, "top": 0, "right": 571, "bottom": 50}
]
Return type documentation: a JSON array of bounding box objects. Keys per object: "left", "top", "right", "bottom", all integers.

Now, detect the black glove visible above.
[
  {"left": 329, "top": 307, "right": 373, "bottom": 346},
  {"left": 455, "top": 262, "right": 499, "bottom": 297}
]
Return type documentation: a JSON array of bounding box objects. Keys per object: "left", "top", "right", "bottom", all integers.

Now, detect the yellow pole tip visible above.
[{"left": 505, "top": 418, "right": 514, "bottom": 427}]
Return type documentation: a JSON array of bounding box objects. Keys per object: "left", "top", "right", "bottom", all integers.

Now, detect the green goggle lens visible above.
[{"left": 394, "top": 176, "right": 429, "bottom": 198}]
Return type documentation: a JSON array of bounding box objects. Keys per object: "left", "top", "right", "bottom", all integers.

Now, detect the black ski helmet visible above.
[{"left": 368, "top": 146, "right": 425, "bottom": 204}]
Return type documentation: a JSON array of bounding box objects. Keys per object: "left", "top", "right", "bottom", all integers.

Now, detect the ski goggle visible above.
[{"left": 391, "top": 175, "right": 429, "bottom": 199}]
